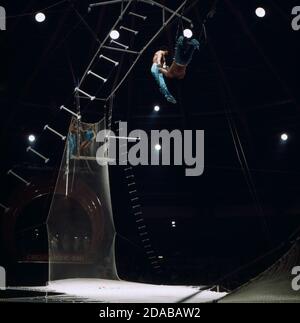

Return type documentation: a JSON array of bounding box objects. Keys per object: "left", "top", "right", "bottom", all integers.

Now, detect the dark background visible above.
[{"left": 0, "top": 0, "right": 300, "bottom": 289}]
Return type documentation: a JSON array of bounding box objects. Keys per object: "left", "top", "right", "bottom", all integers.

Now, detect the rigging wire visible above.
[{"left": 7, "top": 0, "right": 68, "bottom": 19}]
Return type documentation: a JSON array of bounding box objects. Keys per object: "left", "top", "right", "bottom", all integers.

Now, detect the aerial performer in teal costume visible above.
[{"left": 151, "top": 35, "right": 200, "bottom": 104}]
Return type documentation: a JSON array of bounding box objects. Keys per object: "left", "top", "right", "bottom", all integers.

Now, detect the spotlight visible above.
[
  {"left": 255, "top": 7, "right": 266, "bottom": 18},
  {"left": 183, "top": 29, "right": 193, "bottom": 39},
  {"left": 154, "top": 105, "right": 160, "bottom": 112},
  {"left": 35, "top": 12, "right": 46, "bottom": 23},
  {"left": 281, "top": 133, "right": 289, "bottom": 142},
  {"left": 155, "top": 144, "right": 161, "bottom": 151},
  {"left": 110, "top": 30, "right": 120, "bottom": 40},
  {"left": 28, "top": 134, "right": 36, "bottom": 143}
]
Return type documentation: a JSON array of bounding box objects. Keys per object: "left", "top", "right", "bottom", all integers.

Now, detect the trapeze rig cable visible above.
[{"left": 89, "top": 0, "right": 193, "bottom": 25}]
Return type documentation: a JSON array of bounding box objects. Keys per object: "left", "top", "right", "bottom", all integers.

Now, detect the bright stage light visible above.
[
  {"left": 255, "top": 7, "right": 266, "bottom": 18},
  {"left": 35, "top": 12, "right": 46, "bottom": 23},
  {"left": 110, "top": 30, "right": 120, "bottom": 40},
  {"left": 183, "top": 29, "right": 193, "bottom": 39},
  {"left": 154, "top": 105, "right": 160, "bottom": 112},
  {"left": 281, "top": 133, "right": 288, "bottom": 142},
  {"left": 28, "top": 135, "right": 36, "bottom": 143},
  {"left": 155, "top": 144, "right": 161, "bottom": 151}
]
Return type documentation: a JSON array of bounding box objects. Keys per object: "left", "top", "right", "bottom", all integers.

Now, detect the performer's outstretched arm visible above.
[{"left": 159, "top": 67, "right": 172, "bottom": 78}]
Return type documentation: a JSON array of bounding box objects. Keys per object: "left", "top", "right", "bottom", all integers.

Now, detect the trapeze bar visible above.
[
  {"left": 128, "top": 11, "right": 147, "bottom": 20},
  {"left": 0, "top": 203, "right": 9, "bottom": 213},
  {"left": 87, "top": 70, "right": 108, "bottom": 83},
  {"left": 75, "top": 87, "right": 96, "bottom": 101},
  {"left": 110, "top": 39, "right": 129, "bottom": 50},
  {"left": 44, "top": 125, "right": 66, "bottom": 141},
  {"left": 60, "top": 105, "right": 81, "bottom": 119},
  {"left": 26, "top": 147, "right": 50, "bottom": 164},
  {"left": 100, "top": 54, "right": 119, "bottom": 66},
  {"left": 120, "top": 25, "right": 138, "bottom": 35},
  {"left": 102, "top": 45, "right": 139, "bottom": 55},
  {"left": 7, "top": 170, "right": 31, "bottom": 186}
]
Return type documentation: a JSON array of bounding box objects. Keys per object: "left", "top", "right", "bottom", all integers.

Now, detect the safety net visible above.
[{"left": 46, "top": 117, "right": 118, "bottom": 282}]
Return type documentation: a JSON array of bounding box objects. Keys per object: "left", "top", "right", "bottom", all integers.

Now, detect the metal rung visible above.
[
  {"left": 102, "top": 46, "right": 139, "bottom": 55},
  {"left": 129, "top": 11, "right": 147, "bottom": 20},
  {"left": 128, "top": 182, "right": 136, "bottom": 187},
  {"left": 136, "top": 218, "right": 144, "bottom": 223},
  {"left": 27, "top": 147, "right": 49, "bottom": 164},
  {"left": 60, "top": 105, "right": 81, "bottom": 119},
  {"left": 148, "top": 256, "right": 156, "bottom": 260},
  {"left": 44, "top": 125, "right": 66, "bottom": 141},
  {"left": 99, "top": 54, "right": 119, "bottom": 66},
  {"left": 75, "top": 87, "right": 96, "bottom": 101},
  {"left": 7, "top": 170, "right": 31, "bottom": 186},
  {"left": 138, "top": 225, "right": 146, "bottom": 230},
  {"left": 131, "top": 197, "right": 139, "bottom": 202},
  {"left": 132, "top": 204, "right": 141, "bottom": 209},
  {"left": 87, "top": 70, "right": 107, "bottom": 83},
  {"left": 110, "top": 39, "right": 129, "bottom": 50},
  {"left": 146, "top": 250, "right": 154, "bottom": 254},
  {"left": 129, "top": 190, "right": 137, "bottom": 194},
  {"left": 139, "top": 232, "right": 148, "bottom": 236},
  {"left": 144, "top": 244, "right": 152, "bottom": 249},
  {"left": 126, "top": 175, "right": 134, "bottom": 179},
  {"left": 124, "top": 167, "right": 133, "bottom": 171},
  {"left": 143, "top": 239, "right": 150, "bottom": 243},
  {"left": 120, "top": 25, "right": 138, "bottom": 35}
]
